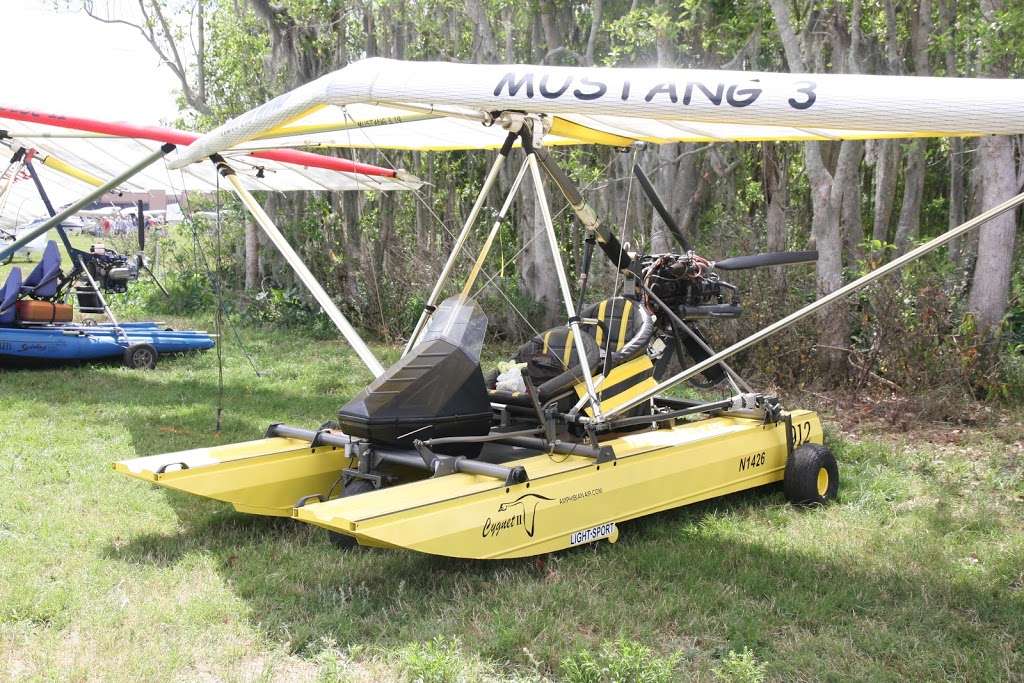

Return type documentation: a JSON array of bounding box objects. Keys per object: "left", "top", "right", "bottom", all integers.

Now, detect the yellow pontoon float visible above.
[{"left": 114, "top": 59, "right": 1024, "bottom": 559}]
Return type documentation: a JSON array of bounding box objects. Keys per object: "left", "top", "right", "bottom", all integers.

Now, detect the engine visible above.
[
  {"left": 636, "top": 252, "right": 741, "bottom": 320},
  {"left": 83, "top": 244, "right": 138, "bottom": 293}
]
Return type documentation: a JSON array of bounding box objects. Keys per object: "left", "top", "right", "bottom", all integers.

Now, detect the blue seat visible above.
[
  {"left": 20, "top": 240, "right": 61, "bottom": 299},
  {"left": 1, "top": 267, "right": 22, "bottom": 324}
]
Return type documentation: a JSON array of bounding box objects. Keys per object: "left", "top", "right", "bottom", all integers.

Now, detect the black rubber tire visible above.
[
  {"left": 122, "top": 343, "right": 158, "bottom": 370},
  {"left": 784, "top": 443, "right": 839, "bottom": 506},
  {"left": 327, "top": 478, "right": 377, "bottom": 549}
]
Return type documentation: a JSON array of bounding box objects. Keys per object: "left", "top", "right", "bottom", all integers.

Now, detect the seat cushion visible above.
[
  {"left": 515, "top": 325, "right": 600, "bottom": 390},
  {"left": 20, "top": 240, "right": 61, "bottom": 299},
  {"left": 581, "top": 297, "right": 642, "bottom": 354},
  {"left": 0, "top": 267, "right": 22, "bottom": 324}
]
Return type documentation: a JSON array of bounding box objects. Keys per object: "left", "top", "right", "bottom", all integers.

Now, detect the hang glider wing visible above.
[
  {"left": 169, "top": 57, "right": 1024, "bottom": 165},
  {"left": 0, "top": 106, "right": 420, "bottom": 227}
]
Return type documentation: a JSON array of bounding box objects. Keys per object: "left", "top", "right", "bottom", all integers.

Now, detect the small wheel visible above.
[
  {"left": 784, "top": 443, "right": 838, "bottom": 506},
  {"left": 327, "top": 478, "right": 377, "bottom": 549},
  {"left": 122, "top": 343, "right": 158, "bottom": 370}
]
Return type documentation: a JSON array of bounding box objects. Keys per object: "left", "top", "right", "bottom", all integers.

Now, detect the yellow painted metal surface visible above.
[
  {"left": 296, "top": 411, "right": 822, "bottom": 558},
  {"left": 114, "top": 437, "right": 349, "bottom": 516},
  {"left": 115, "top": 411, "right": 822, "bottom": 558}
]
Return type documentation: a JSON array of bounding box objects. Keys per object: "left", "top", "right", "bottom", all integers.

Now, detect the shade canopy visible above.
[
  {"left": 0, "top": 105, "right": 420, "bottom": 227},
  {"left": 169, "top": 58, "right": 1024, "bottom": 166}
]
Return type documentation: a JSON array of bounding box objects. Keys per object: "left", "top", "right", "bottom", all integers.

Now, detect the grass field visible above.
[{"left": 1, "top": 321, "right": 1022, "bottom": 682}]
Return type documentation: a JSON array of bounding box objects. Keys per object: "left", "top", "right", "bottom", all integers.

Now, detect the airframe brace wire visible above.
[{"left": 159, "top": 155, "right": 263, "bottom": 379}]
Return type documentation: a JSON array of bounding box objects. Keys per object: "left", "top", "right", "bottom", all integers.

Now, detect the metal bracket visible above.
[
  {"left": 341, "top": 468, "right": 385, "bottom": 490},
  {"left": 783, "top": 412, "right": 795, "bottom": 459}
]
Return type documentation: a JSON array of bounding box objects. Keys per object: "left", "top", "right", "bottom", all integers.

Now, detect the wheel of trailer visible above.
[
  {"left": 327, "top": 478, "right": 377, "bottom": 550},
  {"left": 122, "top": 343, "right": 158, "bottom": 370},
  {"left": 784, "top": 443, "right": 838, "bottom": 505}
]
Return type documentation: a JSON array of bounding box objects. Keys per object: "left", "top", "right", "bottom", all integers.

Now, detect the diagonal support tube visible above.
[
  {"left": 216, "top": 158, "right": 385, "bottom": 377},
  {"left": 603, "top": 189, "right": 1024, "bottom": 419},
  {"left": 0, "top": 144, "right": 175, "bottom": 262},
  {"left": 403, "top": 132, "right": 517, "bottom": 355},
  {"left": 526, "top": 152, "right": 603, "bottom": 418}
]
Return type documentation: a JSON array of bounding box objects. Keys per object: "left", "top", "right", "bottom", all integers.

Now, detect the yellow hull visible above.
[{"left": 115, "top": 411, "right": 822, "bottom": 559}]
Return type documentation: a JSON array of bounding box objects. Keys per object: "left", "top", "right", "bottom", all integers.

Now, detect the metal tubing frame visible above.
[
  {"left": 0, "top": 144, "right": 176, "bottom": 262},
  {"left": 458, "top": 158, "right": 531, "bottom": 298},
  {"left": 23, "top": 159, "right": 74, "bottom": 255},
  {"left": 603, "top": 189, "right": 1024, "bottom": 419},
  {"left": 217, "top": 160, "right": 385, "bottom": 377},
  {"left": 403, "top": 131, "right": 517, "bottom": 355},
  {"left": 640, "top": 282, "right": 751, "bottom": 394},
  {"left": 264, "top": 423, "right": 527, "bottom": 484},
  {"left": 525, "top": 152, "right": 604, "bottom": 418}
]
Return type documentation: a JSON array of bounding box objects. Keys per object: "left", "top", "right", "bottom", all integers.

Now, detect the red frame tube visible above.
[{"left": 0, "top": 107, "right": 397, "bottom": 178}]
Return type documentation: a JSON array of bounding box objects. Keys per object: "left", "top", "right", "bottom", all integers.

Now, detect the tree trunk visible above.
[
  {"left": 769, "top": 0, "right": 851, "bottom": 382},
  {"left": 967, "top": 135, "right": 1017, "bottom": 332},
  {"left": 872, "top": 140, "right": 898, "bottom": 244},
  {"left": 764, "top": 143, "right": 790, "bottom": 296},
  {"left": 967, "top": 0, "right": 1017, "bottom": 333},
  {"left": 244, "top": 216, "right": 259, "bottom": 291},
  {"left": 894, "top": 139, "right": 926, "bottom": 252},
  {"left": 518, "top": 174, "right": 561, "bottom": 330},
  {"left": 894, "top": 0, "right": 931, "bottom": 254}
]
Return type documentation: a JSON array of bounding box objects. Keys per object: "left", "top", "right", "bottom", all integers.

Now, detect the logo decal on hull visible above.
[{"left": 482, "top": 493, "right": 553, "bottom": 539}]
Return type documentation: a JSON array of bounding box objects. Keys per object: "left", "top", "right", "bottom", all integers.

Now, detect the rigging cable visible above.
[
  {"left": 160, "top": 155, "right": 263, "bottom": 378},
  {"left": 213, "top": 170, "right": 225, "bottom": 432}
]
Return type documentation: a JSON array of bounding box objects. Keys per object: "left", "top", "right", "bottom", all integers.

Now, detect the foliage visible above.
[
  {"left": 78, "top": 0, "right": 1024, "bottom": 408},
  {"left": 712, "top": 648, "right": 767, "bottom": 683},
  {"left": 398, "top": 637, "right": 467, "bottom": 683},
  {"left": 1, "top": 324, "right": 1024, "bottom": 679},
  {"left": 560, "top": 638, "right": 681, "bottom": 683}
]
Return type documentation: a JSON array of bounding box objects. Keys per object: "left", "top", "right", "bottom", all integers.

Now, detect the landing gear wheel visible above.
[
  {"left": 122, "top": 343, "right": 158, "bottom": 370},
  {"left": 327, "top": 478, "right": 377, "bottom": 550},
  {"left": 784, "top": 443, "right": 838, "bottom": 505}
]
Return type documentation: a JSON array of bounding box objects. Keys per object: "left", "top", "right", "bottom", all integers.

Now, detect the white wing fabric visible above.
[
  {"left": 172, "top": 58, "right": 1024, "bottom": 166},
  {"left": 0, "top": 106, "right": 419, "bottom": 227}
]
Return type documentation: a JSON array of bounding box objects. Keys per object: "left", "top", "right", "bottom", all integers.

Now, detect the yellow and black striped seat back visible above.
[{"left": 581, "top": 297, "right": 641, "bottom": 354}]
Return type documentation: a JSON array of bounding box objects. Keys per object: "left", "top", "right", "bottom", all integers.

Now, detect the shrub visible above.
[
  {"left": 712, "top": 648, "right": 767, "bottom": 683},
  {"left": 560, "top": 638, "right": 680, "bottom": 683}
]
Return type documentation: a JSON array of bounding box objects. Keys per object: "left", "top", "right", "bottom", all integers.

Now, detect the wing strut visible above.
[
  {"left": 213, "top": 156, "right": 385, "bottom": 377},
  {"left": 403, "top": 130, "right": 517, "bottom": 355}
]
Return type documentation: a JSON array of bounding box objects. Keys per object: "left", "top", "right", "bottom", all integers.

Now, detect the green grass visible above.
[{"left": 1, "top": 320, "right": 1023, "bottom": 681}]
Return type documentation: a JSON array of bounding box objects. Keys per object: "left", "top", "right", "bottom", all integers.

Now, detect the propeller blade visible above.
[
  {"left": 136, "top": 200, "right": 145, "bottom": 251},
  {"left": 632, "top": 164, "right": 692, "bottom": 252},
  {"left": 714, "top": 250, "right": 818, "bottom": 271}
]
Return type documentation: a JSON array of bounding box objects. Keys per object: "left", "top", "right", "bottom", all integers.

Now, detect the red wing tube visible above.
[{"left": 0, "top": 107, "right": 396, "bottom": 178}]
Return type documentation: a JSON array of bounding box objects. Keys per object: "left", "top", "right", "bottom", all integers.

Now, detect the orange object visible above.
[{"left": 15, "top": 300, "right": 73, "bottom": 323}]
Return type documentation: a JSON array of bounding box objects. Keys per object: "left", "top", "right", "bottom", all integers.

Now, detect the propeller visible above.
[
  {"left": 134, "top": 199, "right": 169, "bottom": 296},
  {"left": 713, "top": 250, "right": 818, "bottom": 271},
  {"left": 632, "top": 164, "right": 692, "bottom": 252},
  {"left": 136, "top": 200, "right": 145, "bottom": 252}
]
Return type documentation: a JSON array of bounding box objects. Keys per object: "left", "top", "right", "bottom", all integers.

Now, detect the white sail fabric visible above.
[
  {"left": 172, "top": 57, "right": 1024, "bottom": 166},
  {"left": 0, "top": 109, "right": 419, "bottom": 227}
]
